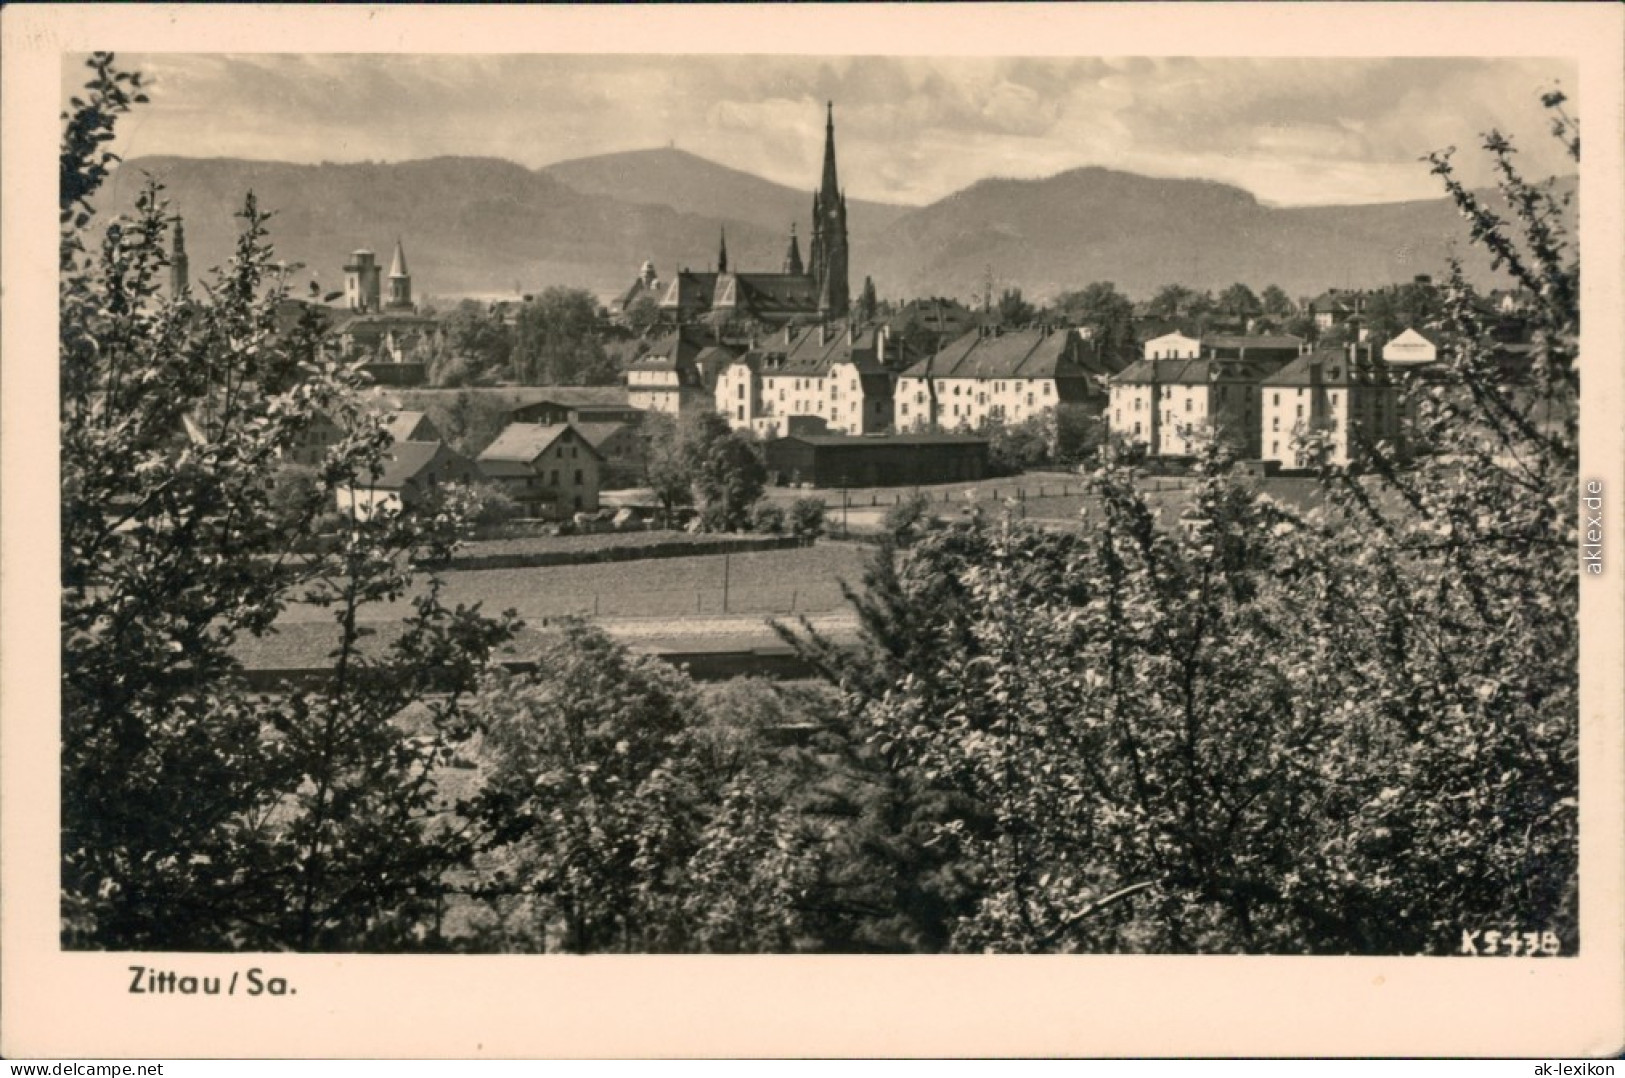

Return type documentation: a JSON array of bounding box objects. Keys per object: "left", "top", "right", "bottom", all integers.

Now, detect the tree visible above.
[
  {"left": 643, "top": 411, "right": 766, "bottom": 531},
  {"left": 465, "top": 622, "right": 707, "bottom": 952},
  {"left": 1218, "top": 282, "right": 1262, "bottom": 321},
  {"left": 978, "top": 412, "right": 1053, "bottom": 475},
  {"left": 440, "top": 298, "right": 511, "bottom": 383},
  {"left": 1260, "top": 284, "right": 1294, "bottom": 318},
  {"left": 1048, "top": 282, "right": 1135, "bottom": 363},
  {"left": 1145, "top": 283, "right": 1199, "bottom": 321},
  {"left": 466, "top": 624, "right": 824, "bottom": 952},
  {"left": 511, "top": 287, "right": 615, "bottom": 385},
  {"left": 622, "top": 292, "right": 663, "bottom": 336},
  {"left": 60, "top": 55, "right": 515, "bottom": 951},
  {"left": 858, "top": 276, "right": 879, "bottom": 323},
  {"left": 693, "top": 419, "right": 767, "bottom": 532},
  {"left": 996, "top": 287, "right": 1035, "bottom": 328}
]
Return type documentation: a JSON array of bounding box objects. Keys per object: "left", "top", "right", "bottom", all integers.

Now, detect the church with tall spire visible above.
[
  {"left": 807, "top": 101, "right": 850, "bottom": 318},
  {"left": 613, "top": 102, "right": 856, "bottom": 327}
]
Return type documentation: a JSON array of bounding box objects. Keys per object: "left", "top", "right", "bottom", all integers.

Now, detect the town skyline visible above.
[{"left": 75, "top": 53, "right": 1575, "bottom": 209}]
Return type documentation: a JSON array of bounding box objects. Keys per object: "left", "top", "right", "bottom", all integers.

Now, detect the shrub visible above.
[
  {"left": 881, "top": 491, "right": 937, "bottom": 543},
  {"left": 751, "top": 501, "right": 787, "bottom": 535},
  {"left": 788, "top": 497, "right": 826, "bottom": 540}
]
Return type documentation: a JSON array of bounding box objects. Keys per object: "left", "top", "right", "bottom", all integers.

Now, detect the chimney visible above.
[
  {"left": 819, "top": 323, "right": 828, "bottom": 346},
  {"left": 784, "top": 325, "right": 793, "bottom": 345}
]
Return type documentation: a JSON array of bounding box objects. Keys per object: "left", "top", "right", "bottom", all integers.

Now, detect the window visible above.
[
  {"left": 574, "top": 469, "right": 583, "bottom": 485},
  {"left": 1043, "top": 383, "right": 1052, "bottom": 395},
  {"left": 1272, "top": 417, "right": 1280, "bottom": 431},
  {"left": 915, "top": 392, "right": 924, "bottom": 405},
  {"left": 1185, "top": 398, "right": 1192, "bottom": 413},
  {"left": 1296, "top": 405, "right": 1303, "bottom": 418},
  {"left": 1271, "top": 440, "right": 1278, "bottom": 455},
  {"left": 550, "top": 469, "right": 559, "bottom": 485},
  {"left": 902, "top": 404, "right": 910, "bottom": 416},
  {"left": 1273, "top": 392, "right": 1280, "bottom": 406},
  {"left": 1134, "top": 421, "right": 1142, "bottom": 435},
  {"left": 737, "top": 383, "right": 745, "bottom": 400},
  {"left": 737, "top": 406, "right": 745, "bottom": 421},
  {"left": 1027, "top": 393, "right": 1034, "bottom": 407}
]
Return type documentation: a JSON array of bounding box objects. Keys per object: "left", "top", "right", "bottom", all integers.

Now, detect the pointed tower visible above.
[
  {"left": 810, "top": 101, "right": 850, "bottom": 317},
  {"left": 717, "top": 228, "right": 729, "bottom": 275},
  {"left": 385, "top": 237, "right": 413, "bottom": 311},
  {"left": 782, "top": 223, "right": 804, "bottom": 275},
  {"left": 169, "top": 215, "right": 190, "bottom": 299}
]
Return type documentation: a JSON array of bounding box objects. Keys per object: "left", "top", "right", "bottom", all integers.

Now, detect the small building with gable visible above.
[
  {"left": 476, "top": 423, "right": 604, "bottom": 518},
  {"left": 335, "top": 441, "right": 482, "bottom": 521}
]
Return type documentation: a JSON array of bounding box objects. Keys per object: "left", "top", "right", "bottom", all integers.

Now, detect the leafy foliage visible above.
[
  {"left": 776, "top": 97, "right": 1581, "bottom": 954},
  {"left": 645, "top": 411, "right": 766, "bottom": 532},
  {"left": 464, "top": 624, "right": 824, "bottom": 952},
  {"left": 510, "top": 287, "right": 616, "bottom": 385},
  {"left": 60, "top": 55, "right": 515, "bottom": 950}
]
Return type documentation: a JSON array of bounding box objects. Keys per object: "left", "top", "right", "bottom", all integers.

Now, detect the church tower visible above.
[
  {"left": 169, "top": 214, "right": 190, "bottom": 299},
  {"left": 809, "top": 102, "right": 850, "bottom": 317},
  {"left": 717, "top": 227, "right": 729, "bottom": 275},
  {"left": 385, "top": 237, "right": 413, "bottom": 311}
]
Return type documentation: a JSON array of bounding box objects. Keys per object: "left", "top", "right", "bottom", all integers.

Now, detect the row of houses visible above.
[{"left": 1108, "top": 343, "right": 1410, "bottom": 469}]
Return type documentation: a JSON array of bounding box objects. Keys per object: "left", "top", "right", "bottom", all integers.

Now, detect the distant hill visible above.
[
  {"left": 541, "top": 146, "right": 913, "bottom": 244},
  {"left": 103, "top": 153, "right": 1575, "bottom": 307},
  {"left": 864, "top": 166, "right": 1578, "bottom": 303},
  {"left": 103, "top": 155, "right": 804, "bottom": 301}
]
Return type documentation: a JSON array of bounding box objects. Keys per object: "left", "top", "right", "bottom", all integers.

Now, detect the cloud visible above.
[{"left": 64, "top": 53, "right": 1577, "bottom": 207}]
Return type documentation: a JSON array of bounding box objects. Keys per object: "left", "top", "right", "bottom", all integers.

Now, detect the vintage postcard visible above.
[{"left": 3, "top": 2, "right": 1622, "bottom": 1059}]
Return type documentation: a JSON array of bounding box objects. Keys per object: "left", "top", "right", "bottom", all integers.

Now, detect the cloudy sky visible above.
[{"left": 75, "top": 54, "right": 1576, "bottom": 207}]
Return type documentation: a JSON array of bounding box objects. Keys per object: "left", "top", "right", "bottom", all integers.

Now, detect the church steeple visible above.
[
  {"left": 783, "top": 222, "right": 804, "bottom": 275},
  {"left": 170, "top": 214, "right": 190, "bottom": 299},
  {"left": 820, "top": 100, "right": 840, "bottom": 203},
  {"left": 385, "top": 237, "right": 413, "bottom": 311},
  {"left": 810, "top": 102, "right": 849, "bottom": 317},
  {"left": 717, "top": 227, "right": 729, "bottom": 275}
]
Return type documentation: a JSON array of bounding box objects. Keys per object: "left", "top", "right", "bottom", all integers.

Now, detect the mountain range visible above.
[{"left": 101, "top": 148, "right": 1573, "bottom": 306}]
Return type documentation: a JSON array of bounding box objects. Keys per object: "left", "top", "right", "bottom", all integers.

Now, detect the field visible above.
[
  {"left": 235, "top": 475, "right": 1344, "bottom": 671},
  {"left": 276, "top": 541, "right": 872, "bottom": 626}
]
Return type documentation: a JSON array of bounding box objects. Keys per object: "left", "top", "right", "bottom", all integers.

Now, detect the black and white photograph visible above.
[{"left": 5, "top": 2, "right": 1623, "bottom": 1060}]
